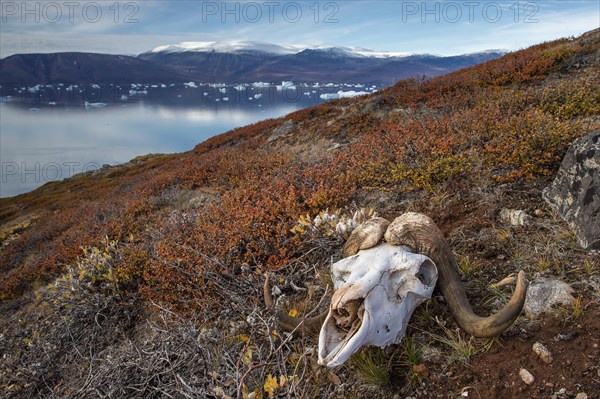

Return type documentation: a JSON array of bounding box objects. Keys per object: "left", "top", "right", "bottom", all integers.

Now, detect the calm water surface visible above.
[{"left": 1, "top": 82, "right": 374, "bottom": 197}]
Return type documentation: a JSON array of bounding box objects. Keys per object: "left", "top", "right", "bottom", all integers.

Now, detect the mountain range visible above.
[{"left": 0, "top": 41, "right": 505, "bottom": 86}]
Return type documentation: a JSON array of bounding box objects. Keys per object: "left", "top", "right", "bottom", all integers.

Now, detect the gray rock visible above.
[
  {"left": 524, "top": 276, "right": 575, "bottom": 319},
  {"left": 500, "top": 209, "right": 530, "bottom": 226},
  {"left": 543, "top": 131, "right": 600, "bottom": 250},
  {"left": 267, "top": 120, "right": 295, "bottom": 142},
  {"left": 421, "top": 345, "right": 443, "bottom": 364}
]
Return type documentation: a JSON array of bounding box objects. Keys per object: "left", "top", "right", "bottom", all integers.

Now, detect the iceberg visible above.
[
  {"left": 85, "top": 101, "right": 107, "bottom": 109},
  {"left": 276, "top": 81, "right": 296, "bottom": 91},
  {"left": 319, "top": 90, "right": 370, "bottom": 100}
]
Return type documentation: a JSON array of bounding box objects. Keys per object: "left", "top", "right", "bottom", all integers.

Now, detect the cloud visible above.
[
  {"left": 1, "top": 0, "right": 598, "bottom": 57},
  {"left": 0, "top": 32, "right": 195, "bottom": 57}
]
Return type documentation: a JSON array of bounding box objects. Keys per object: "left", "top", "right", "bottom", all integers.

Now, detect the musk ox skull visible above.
[
  {"left": 264, "top": 212, "right": 528, "bottom": 367},
  {"left": 318, "top": 243, "right": 437, "bottom": 366}
]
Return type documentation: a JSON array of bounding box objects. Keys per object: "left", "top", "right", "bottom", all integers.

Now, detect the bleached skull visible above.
[
  {"left": 317, "top": 243, "right": 437, "bottom": 367},
  {"left": 264, "top": 213, "right": 528, "bottom": 369}
]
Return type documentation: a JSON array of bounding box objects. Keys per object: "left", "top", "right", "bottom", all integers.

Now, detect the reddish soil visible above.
[{"left": 425, "top": 304, "right": 600, "bottom": 399}]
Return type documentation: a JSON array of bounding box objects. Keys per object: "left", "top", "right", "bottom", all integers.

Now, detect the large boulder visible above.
[{"left": 543, "top": 131, "right": 600, "bottom": 250}]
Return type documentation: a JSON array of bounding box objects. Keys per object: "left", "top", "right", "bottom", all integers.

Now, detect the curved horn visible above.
[
  {"left": 342, "top": 217, "right": 390, "bottom": 258},
  {"left": 384, "top": 212, "right": 527, "bottom": 338},
  {"left": 263, "top": 275, "right": 327, "bottom": 333}
]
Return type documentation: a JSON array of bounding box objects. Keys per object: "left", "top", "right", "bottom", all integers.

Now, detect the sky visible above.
[{"left": 0, "top": 0, "right": 598, "bottom": 58}]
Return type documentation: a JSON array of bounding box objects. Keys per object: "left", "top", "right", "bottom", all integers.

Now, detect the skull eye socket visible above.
[{"left": 416, "top": 259, "right": 436, "bottom": 287}]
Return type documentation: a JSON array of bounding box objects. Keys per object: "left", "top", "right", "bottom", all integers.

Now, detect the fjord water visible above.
[{"left": 1, "top": 83, "right": 367, "bottom": 197}]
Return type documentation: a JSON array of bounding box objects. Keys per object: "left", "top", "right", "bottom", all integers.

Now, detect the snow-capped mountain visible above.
[
  {"left": 0, "top": 41, "right": 506, "bottom": 86},
  {"left": 149, "top": 40, "right": 412, "bottom": 59},
  {"left": 139, "top": 41, "right": 504, "bottom": 86}
]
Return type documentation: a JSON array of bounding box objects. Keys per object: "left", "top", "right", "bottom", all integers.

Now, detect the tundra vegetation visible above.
[{"left": 1, "top": 30, "right": 599, "bottom": 398}]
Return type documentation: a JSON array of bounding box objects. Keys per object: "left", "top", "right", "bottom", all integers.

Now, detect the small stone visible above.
[
  {"left": 534, "top": 209, "right": 544, "bottom": 217},
  {"left": 500, "top": 209, "right": 530, "bottom": 226},
  {"left": 554, "top": 331, "right": 577, "bottom": 342},
  {"left": 532, "top": 342, "right": 553, "bottom": 364},
  {"left": 575, "top": 393, "right": 588, "bottom": 399},
  {"left": 519, "top": 368, "right": 535, "bottom": 385}
]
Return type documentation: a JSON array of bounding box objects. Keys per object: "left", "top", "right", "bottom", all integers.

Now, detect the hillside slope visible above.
[{"left": 0, "top": 29, "right": 599, "bottom": 398}]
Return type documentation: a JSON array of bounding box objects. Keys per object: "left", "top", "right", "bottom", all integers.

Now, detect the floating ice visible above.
[
  {"left": 85, "top": 101, "right": 107, "bottom": 109},
  {"left": 277, "top": 81, "right": 296, "bottom": 91},
  {"left": 320, "top": 90, "right": 370, "bottom": 100}
]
